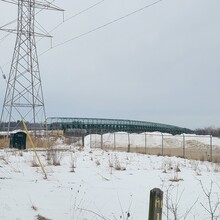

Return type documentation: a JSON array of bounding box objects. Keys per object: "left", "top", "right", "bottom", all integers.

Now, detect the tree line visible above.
[{"left": 195, "top": 127, "right": 220, "bottom": 137}]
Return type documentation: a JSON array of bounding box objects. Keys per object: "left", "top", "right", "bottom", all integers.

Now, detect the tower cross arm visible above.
[
  {"left": 0, "top": 28, "right": 53, "bottom": 37},
  {"left": 0, "top": 0, "right": 17, "bottom": 4},
  {"left": 0, "top": 0, "right": 64, "bottom": 11},
  {"left": 35, "top": 1, "right": 64, "bottom": 11}
]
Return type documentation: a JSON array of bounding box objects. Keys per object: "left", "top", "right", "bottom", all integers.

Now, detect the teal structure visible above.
[
  {"left": 10, "top": 131, "right": 26, "bottom": 150},
  {"left": 47, "top": 117, "right": 192, "bottom": 135}
]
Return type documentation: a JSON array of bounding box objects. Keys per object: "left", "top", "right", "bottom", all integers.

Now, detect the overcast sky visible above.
[{"left": 0, "top": 0, "right": 220, "bottom": 129}]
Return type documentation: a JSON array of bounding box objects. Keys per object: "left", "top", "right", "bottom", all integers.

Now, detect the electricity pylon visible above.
[{"left": 0, "top": 0, "right": 63, "bottom": 133}]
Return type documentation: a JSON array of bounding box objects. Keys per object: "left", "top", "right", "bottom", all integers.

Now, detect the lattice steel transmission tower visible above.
[{"left": 0, "top": 0, "right": 63, "bottom": 132}]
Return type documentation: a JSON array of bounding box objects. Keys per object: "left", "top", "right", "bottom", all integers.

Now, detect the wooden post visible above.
[{"left": 148, "top": 188, "right": 163, "bottom": 220}]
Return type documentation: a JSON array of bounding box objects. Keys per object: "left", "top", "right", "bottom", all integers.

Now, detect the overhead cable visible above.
[
  {"left": 0, "top": 66, "right": 7, "bottom": 82},
  {"left": 39, "top": 0, "right": 163, "bottom": 57},
  {"left": 48, "top": 0, "right": 105, "bottom": 34},
  {"left": 36, "top": 0, "right": 105, "bottom": 47}
]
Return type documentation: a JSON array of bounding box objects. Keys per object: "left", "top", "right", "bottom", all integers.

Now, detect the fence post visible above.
[
  {"left": 128, "top": 133, "right": 130, "bottom": 152},
  {"left": 82, "top": 134, "right": 85, "bottom": 148},
  {"left": 145, "top": 132, "right": 147, "bottom": 154},
  {"left": 114, "top": 132, "right": 116, "bottom": 150},
  {"left": 148, "top": 188, "right": 163, "bottom": 220},
  {"left": 101, "top": 131, "right": 103, "bottom": 149},
  {"left": 210, "top": 135, "right": 212, "bottom": 162},
  {"left": 161, "top": 133, "right": 164, "bottom": 156},
  {"left": 183, "top": 134, "right": 185, "bottom": 158}
]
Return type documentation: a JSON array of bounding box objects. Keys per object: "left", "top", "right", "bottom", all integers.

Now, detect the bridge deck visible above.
[{"left": 47, "top": 117, "right": 192, "bottom": 135}]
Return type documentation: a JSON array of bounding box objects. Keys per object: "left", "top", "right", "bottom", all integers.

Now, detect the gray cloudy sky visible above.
[{"left": 0, "top": 0, "right": 220, "bottom": 129}]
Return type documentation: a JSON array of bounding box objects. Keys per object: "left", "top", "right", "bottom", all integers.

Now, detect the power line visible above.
[
  {"left": 49, "top": 0, "right": 105, "bottom": 34},
  {"left": 0, "top": 19, "right": 17, "bottom": 43},
  {"left": 0, "top": 0, "right": 63, "bottom": 11},
  {"left": 0, "top": 32, "right": 12, "bottom": 42},
  {"left": 0, "top": 0, "right": 105, "bottom": 63},
  {"left": 0, "top": 19, "right": 17, "bottom": 29},
  {"left": 0, "top": 66, "right": 7, "bottom": 90},
  {"left": 0, "top": 0, "right": 56, "bottom": 69},
  {"left": 39, "top": 0, "right": 164, "bottom": 57},
  {"left": 0, "top": 0, "right": 56, "bottom": 43},
  {"left": 35, "top": 0, "right": 105, "bottom": 45}
]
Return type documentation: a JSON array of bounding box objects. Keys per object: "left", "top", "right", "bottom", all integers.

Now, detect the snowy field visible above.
[{"left": 0, "top": 139, "right": 220, "bottom": 220}]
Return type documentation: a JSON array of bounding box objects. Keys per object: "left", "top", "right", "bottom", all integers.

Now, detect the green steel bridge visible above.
[{"left": 47, "top": 117, "right": 192, "bottom": 135}]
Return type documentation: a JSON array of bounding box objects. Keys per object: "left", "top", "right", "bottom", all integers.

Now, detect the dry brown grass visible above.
[
  {"left": 31, "top": 156, "right": 40, "bottom": 167},
  {"left": 212, "top": 155, "right": 220, "bottom": 163},
  {"left": 0, "top": 135, "right": 57, "bottom": 149},
  {"left": 48, "top": 130, "right": 63, "bottom": 136},
  {"left": 26, "top": 136, "right": 55, "bottom": 149},
  {"left": 35, "top": 214, "right": 51, "bottom": 220},
  {"left": 101, "top": 145, "right": 220, "bottom": 163},
  {"left": 31, "top": 204, "right": 38, "bottom": 211},
  {"left": 0, "top": 137, "right": 9, "bottom": 149}
]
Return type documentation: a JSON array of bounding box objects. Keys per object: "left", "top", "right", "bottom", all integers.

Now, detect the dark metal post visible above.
[
  {"left": 101, "top": 131, "right": 103, "bottom": 149},
  {"left": 90, "top": 131, "right": 92, "bottom": 148},
  {"left": 82, "top": 135, "right": 85, "bottom": 148},
  {"left": 148, "top": 188, "right": 163, "bottom": 220},
  {"left": 128, "top": 133, "right": 130, "bottom": 152}
]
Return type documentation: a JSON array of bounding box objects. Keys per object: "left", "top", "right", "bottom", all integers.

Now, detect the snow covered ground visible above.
[{"left": 0, "top": 142, "right": 220, "bottom": 220}]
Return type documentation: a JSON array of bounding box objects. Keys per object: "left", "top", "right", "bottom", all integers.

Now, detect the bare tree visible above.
[
  {"left": 164, "top": 184, "right": 198, "bottom": 220},
  {"left": 199, "top": 180, "right": 220, "bottom": 220}
]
